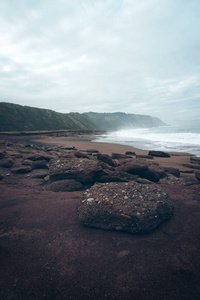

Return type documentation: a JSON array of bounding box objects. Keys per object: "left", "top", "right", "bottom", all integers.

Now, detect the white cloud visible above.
[{"left": 0, "top": 0, "right": 200, "bottom": 122}]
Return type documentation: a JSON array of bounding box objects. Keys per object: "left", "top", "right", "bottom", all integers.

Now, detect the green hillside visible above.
[
  {"left": 0, "top": 103, "right": 97, "bottom": 131},
  {"left": 0, "top": 102, "right": 166, "bottom": 132}
]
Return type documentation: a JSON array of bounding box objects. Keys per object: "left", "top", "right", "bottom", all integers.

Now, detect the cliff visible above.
[{"left": 0, "top": 102, "right": 166, "bottom": 132}]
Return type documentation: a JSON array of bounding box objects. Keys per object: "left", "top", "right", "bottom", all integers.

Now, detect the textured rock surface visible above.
[
  {"left": 49, "top": 158, "right": 105, "bottom": 184},
  {"left": 78, "top": 181, "right": 174, "bottom": 233},
  {"left": 97, "top": 153, "right": 115, "bottom": 167},
  {"left": 164, "top": 167, "right": 180, "bottom": 177},
  {"left": 190, "top": 156, "right": 200, "bottom": 164}
]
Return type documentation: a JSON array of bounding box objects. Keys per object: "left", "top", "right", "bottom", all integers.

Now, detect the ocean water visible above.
[{"left": 94, "top": 124, "right": 200, "bottom": 157}]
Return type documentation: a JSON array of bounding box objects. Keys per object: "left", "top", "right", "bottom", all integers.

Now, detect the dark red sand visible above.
[{"left": 0, "top": 134, "right": 200, "bottom": 300}]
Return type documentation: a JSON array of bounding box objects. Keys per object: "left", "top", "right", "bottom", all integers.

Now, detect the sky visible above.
[{"left": 0, "top": 0, "right": 200, "bottom": 123}]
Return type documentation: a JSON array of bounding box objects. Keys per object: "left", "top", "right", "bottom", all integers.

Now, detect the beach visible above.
[{"left": 0, "top": 132, "right": 200, "bottom": 300}]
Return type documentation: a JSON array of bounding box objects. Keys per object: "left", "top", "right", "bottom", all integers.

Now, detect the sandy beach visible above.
[{"left": 0, "top": 133, "right": 200, "bottom": 300}]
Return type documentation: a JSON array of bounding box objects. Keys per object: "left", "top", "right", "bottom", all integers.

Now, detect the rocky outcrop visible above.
[
  {"left": 190, "top": 156, "right": 200, "bottom": 165},
  {"left": 125, "top": 151, "right": 136, "bottom": 156},
  {"left": 112, "top": 153, "right": 132, "bottom": 159},
  {"left": 49, "top": 158, "right": 105, "bottom": 184},
  {"left": 164, "top": 167, "right": 180, "bottom": 178},
  {"left": 97, "top": 154, "right": 115, "bottom": 167},
  {"left": 74, "top": 151, "right": 90, "bottom": 159},
  {"left": 78, "top": 181, "right": 174, "bottom": 234},
  {"left": 148, "top": 151, "right": 170, "bottom": 158}
]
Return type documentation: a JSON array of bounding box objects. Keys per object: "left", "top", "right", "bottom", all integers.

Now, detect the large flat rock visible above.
[
  {"left": 78, "top": 181, "right": 174, "bottom": 233},
  {"left": 49, "top": 158, "right": 105, "bottom": 184}
]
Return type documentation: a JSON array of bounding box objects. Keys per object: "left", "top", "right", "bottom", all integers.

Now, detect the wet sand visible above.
[{"left": 0, "top": 133, "right": 200, "bottom": 300}]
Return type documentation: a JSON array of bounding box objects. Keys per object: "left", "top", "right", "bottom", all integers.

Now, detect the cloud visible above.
[{"left": 0, "top": 0, "right": 200, "bottom": 122}]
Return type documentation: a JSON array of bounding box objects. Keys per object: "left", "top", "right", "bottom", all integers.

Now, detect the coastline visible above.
[{"left": 32, "top": 133, "right": 196, "bottom": 174}]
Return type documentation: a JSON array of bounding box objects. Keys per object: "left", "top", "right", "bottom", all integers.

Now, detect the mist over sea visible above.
[{"left": 94, "top": 123, "right": 200, "bottom": 157}]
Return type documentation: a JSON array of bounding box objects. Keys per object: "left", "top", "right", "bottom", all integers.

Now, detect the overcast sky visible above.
[{"left": 0, "top": 0, "right": 200, "bottom": 123}]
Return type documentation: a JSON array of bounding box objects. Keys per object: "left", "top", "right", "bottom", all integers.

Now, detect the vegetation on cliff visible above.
[{"left": 0, "top": 102, "right": 165, "bottom": 132}]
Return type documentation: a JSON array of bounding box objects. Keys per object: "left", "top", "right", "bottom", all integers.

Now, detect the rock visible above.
[
  {"left": 85, "top": 149, "right": 99, "bottom": 154},
  {"left": 99, "top": 170, "right": 137, "bottom": 183},
  {"left": 148, "top": 151, "right": 170, "bottom": 158},
  {"left": 0, "top": 174, "right": 3, "bottom": 180},
  {"left": 30, "top": 169, "right": 49, "bottom": 179},
  {"left": 164, "top": 167, "right": 180, "bottom": 178},
  {"left": 97, "top": 154, "right": 115, "bottom": 167},
  {"left": 112, "top": 153, "right": 132, "bottom": 159},
  {"left": 25, "top": 154, "right": 52, "bottom": 162},
  {"left": 60, "top": 146, "right": 77, "bottom": 150},
  {"left": 49, "top": 158, "right": 105, "bottom": 184},
  {"left": 139, "top": 169, "right": 161, "bottom": 183},
  {"left": 125, "top": 151, "right": 136, "bottom": 156},
  {"left": 180, "top": 170, "right": 194, "bottom": 174},
  {"left": 32, "top": 160, "right": 48, "bottom": 170},
  {"left": 182, "top": 163, "right": 200, "bottom": 170},
  {"left": 190, "top": 156, "right": 200, "bottom": 165},
  {"left": 22, "top": 159, "right": 33, "bottom": 166},
  {"left": 117, "top": 161, "right": 148, "bottom": 175},
  {"left": 11, "top": 166, "right": 32, "bottom": 174},
  {"left": 195, "top": 171, "right": 200, "bottom": 182},
  {"left": 149, "top": 165, "right": 166, "bottom": 179},
  {"left": 74, "top": 151, "right": 90, "bottom": 159},
  {"left": 78, "top": 181, "right": 174, "bottom": 234},
  {"left": 46, "top": 179, "right": 83, "bottom": 192},
  {"left": 0, "top": 159, "right": 13, "bottom": 168}
]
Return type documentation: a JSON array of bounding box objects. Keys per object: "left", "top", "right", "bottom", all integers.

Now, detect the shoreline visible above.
[
  {"left": 0, "top": 131, "right": 196, "bottom": 173},
  {"left": 31, "top": 133, "right": 196, "bottom": 173}
]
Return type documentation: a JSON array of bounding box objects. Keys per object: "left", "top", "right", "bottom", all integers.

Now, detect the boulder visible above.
[
  {"left": 32, "top": 160, "right": 49, "bottom": 170},
  {"left": 74, "top": 151, "right": 90, "bottom": 159},
  {"left": 99, "top": 170, "right": 137, "bottom": 183},
  {"left": 11, "top": 166, "right": 32, "bottom": 174},
  {"left": 139, "top": 169, "right": 161, "bottom": 183},
  {"left": 60, "top": 146, "right": 77, "bottom": 150},
  {"left": 112, "top": 153, "right": 132, "bottom": 159},
  {"left": 49, "top": 158, "right": 105, "bottom": 184},
  {"left": 125, "top": 151, "right": 136, "bottom": 156},
  {"left": 164, "top": 167, "right": 180, "bottom": 178},
  {"left": 78, "top": 181, "right": 174, "bottom": 234},
  {"left": 190, "top": 156, "right": 200, "bottom": 165},
  {"left": 148, "top": 151, "right": 170, "bottom": 158},
  {"left": 149, "top": 165, "right": 166, "bottom": 179},
  {"left": 117, "top": 161, "right": 148, "bottom": 175},
  {"left": 183, "top": 163, "right": 200, "bottom": 170},
  {"left": 25, "top": 154, "right": 52, "bottom": 162},
  {"left": 85, "top": 149, "right": 99, "bottom": 154},
  {"left": 97, "top": 154, "right": 115, "bottom": 167},
  {"left": 46, "top": 179, "right": 83, "bottom": 192},
  {"left": 0, "top": 159, "right": 13, "bottom": 168}
]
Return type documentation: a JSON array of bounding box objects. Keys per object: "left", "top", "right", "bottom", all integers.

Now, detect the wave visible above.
[{"left": 94, "top": 126, "right": 200, "bottom": 156}]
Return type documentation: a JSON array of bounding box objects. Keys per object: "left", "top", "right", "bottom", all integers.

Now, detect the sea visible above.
[{"left": 93, "top": 123, "right": 200, "bottom": 157}]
